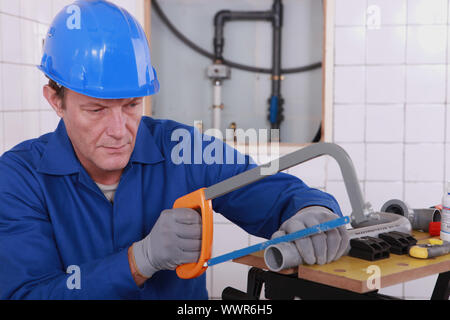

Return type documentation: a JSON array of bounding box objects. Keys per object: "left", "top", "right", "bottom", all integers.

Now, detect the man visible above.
[{"left": 0, "top": 0, "right": 348, "bottom": 299}]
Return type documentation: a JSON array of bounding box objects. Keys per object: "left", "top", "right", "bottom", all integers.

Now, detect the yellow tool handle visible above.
[{"left": 409, "top": 240, "right": 450, "bottom": 259}]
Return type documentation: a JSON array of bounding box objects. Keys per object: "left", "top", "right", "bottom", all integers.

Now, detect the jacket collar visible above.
[{"left": 37, "top": 119, "right": 164, "bottom": 175}]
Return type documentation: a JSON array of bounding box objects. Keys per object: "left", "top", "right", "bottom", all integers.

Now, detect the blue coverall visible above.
[{"left": 0, "top": 117, "right": 342, "bottom": 299}]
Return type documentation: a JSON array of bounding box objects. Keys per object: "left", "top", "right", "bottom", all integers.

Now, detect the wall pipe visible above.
[
  {"left": 212, "top": 80, "right": 223, "bottom": 132},
  {"left": 151, "top": 0, "right": 323, "bottom": 141},
  {"left": 213, "top": 0, "right": 284, "bottom": 134},
  {"left": 152, "top": 0, "right": 321, "bottom": 75}
]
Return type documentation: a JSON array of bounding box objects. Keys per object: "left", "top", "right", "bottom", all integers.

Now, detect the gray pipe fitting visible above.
[
  {"left": 381, "top": 199, "right": 441, "bottom": 232},
  {"left": 411, "top": 209, "right": 440, "bottom": 231}
]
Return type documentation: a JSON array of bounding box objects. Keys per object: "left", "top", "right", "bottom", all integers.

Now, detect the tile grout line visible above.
[
  {"left": 444, "top": 0, "right": 450, "bottom": 188},
  {"left": 327, "top": 0, "right": 337, "bottom": 195},
  {"left": 363, "top": 0, "right": 368, "bottom": 200},
  {"left": 401, "top": 0, "right": 409, "bottom": 300},
  {"left": 402, "top": 0, "right": 409, "bottom": 207},
  {"left": 0, "top": 112, "right": 4, "bottom": 155},
  {"left": 335, "top": 62, "right": 449, "bottom": 67},
  {"left": 0, "top": 60, "right": 40, "bottom": 67},
  {"left": 0, "top": 10, "right": 51, "bottom": 26}
]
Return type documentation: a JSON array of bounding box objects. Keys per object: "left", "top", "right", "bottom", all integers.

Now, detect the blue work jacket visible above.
[{"left": 0, "top": 117, "right": 342, "bottom": 299}]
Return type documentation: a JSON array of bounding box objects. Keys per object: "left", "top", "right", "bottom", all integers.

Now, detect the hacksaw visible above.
[
  {"left": 172, "top": 143, "right": 351, "bottom": 279},
  {"left": 205, "top": 216, "right": 350, "bottom": 267}
]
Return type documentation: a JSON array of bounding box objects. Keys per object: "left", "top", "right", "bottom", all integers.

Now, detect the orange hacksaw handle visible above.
[{"left": 173, "top": 188, "right": 213, "bottom": 279}]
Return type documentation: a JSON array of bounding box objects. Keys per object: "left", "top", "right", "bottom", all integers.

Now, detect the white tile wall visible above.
[
  {"left": 407, "top": 0, "right": 448, "bottom": 25},
  {"left": 1, "top": 14, "right": 22, "bottom": 64},
  {"left": 39, "top": 110, "right": 60, "bottom": 135},
  {"left": 288, "top": 157, "right": 327, "bottom": 189},
  {"left": 367, "top": 0, "right": 407, "bottom": 25},
  {"left": 405, "top": 105, "right": 445, "bottom": 142},
  {"left": 325, "top": 139, "right": 364, "bottom": 222},
  {"left": 335, "top": 0, "right": 367, "bottom": 26},
  {"left": 366, "top": 105, "right": 404, "bottom": 142},
  {"left": 0, "top": 112, "right": 3, "bottom": 153},
  {"left": 325, "top": 180, "right": 364, "bottom": 216},
  {"left": 20, "top": 19, "right": 47, "bottom": 66},
  {"left": 405, "top": 182, "right": 444, "bottom": 207},
  {"left": 334, "top": 66, "right": 365, "bottom": 103},
  {"left": 406, "top": 65, "right": 446, "bottom": 103},
  {"left": 22, "top": 66, "right": 42, "bottom": 110},
  {"left": 366, "top": 26, "right": 406, "bottom": 64},
  {"left": 327, "top": 143, "right": 366, "bottom": 181},
  {"left": 406, "top": 25, "right": 447, "bottom": 64},
  {"left": 365, "top": 181, "right": 403, "bottom": 211},
  {"left": 446, "top": 105, "right": 450, "bottom": 141},
  {"left": 446, "top": 144, "right": 450, "bottom": 181},
  {"left": 404, "top": 275, "right": 439, "bottom": 300},
  {"left": 366, "top": 143, "right": 404, "bottom": 181},
  {"left": 333, "top": 0, "right": 450, "bottom": 300},
  {"left": 404, "top": 143, "right": 445, "bottom": 181},
  {"left": 39, "top": 70, "right": 51, "bottom": 109},
  {"left": 3, "top": 111, "right": 40, "bottom": 150},
  {"left": 0, "top": 0, "right": 20, "bottom": 16},
  {"left": 20, "top": 0, "right": 53, "bottom": 24},
  {"left": 1, "top": 64, "right": 22, "bottom": 110},
  {"left": 367, "top": 66, "right": 405, "bottom": 103},
  {"left": 0, "top": 62, "right": 2, "bottom": 111},
  {"left": 333, "top": 105, "right": 365, "bottom": 142},
  {"left": 52, "top": 0, "right": 74, "bottom": 16},
  {"left": 335, "top": 27, "right": 366, "bottom": 65}
]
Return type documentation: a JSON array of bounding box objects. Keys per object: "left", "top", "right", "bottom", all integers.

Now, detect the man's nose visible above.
[{"left": 106, "top": 109, "right": 127, "bottom": 138}]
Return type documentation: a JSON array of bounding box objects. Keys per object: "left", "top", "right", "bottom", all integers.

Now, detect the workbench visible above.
[{"left": 225, "top": 231, "right": 450, "bottom": 300}]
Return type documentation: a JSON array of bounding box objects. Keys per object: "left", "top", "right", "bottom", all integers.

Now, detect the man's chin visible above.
[{"left": 97, "top": 155, "right": 131, "bottom": 172}]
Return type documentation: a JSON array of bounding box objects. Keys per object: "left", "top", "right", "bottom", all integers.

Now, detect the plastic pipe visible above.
[
  {"left": 212, "top": 80, "right": 222, "bottom": 130},
  {"left": 264, "top": 241, "right": 301, "bottom": 272},
  {"left": 412, "top": 209, "right": 441, "bottom": 232}
]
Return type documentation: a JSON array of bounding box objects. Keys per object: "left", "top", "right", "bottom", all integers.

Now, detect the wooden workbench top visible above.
[{"left": 233, "top": 231, "right": 450, "bottom": 294}]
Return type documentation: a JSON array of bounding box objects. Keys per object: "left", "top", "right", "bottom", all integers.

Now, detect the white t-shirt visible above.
[{"left": 96, "top": 182, "right": 119, "bottom": 203}]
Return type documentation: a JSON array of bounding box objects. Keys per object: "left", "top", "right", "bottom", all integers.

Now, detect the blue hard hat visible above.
[{"left": 38, "top": 0, "right": 160, "bottom": 99}]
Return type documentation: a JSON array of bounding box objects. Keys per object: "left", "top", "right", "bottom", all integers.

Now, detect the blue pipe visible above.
[{"left": 269, "top": 95, "right": 279, "bottom": 125}]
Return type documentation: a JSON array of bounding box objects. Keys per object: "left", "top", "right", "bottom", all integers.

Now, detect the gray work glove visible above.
[
  {"left": 273, "top": 206, "right": 349, "bottom": 265},
  {"left": 132, "top": 208, "right": 202, "bottom": 278}
]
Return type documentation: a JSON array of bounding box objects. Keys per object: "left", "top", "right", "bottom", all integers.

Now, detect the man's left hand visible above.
[{"left": 274, "top": 206, "right": 349, "bottom": 265}]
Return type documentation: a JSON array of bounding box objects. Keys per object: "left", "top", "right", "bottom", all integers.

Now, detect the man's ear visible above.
[{"left": 43, "top": 85, "right": 64, "bottom": 118}]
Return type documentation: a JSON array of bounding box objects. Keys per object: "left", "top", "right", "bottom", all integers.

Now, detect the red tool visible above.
[{"left": 429, "top": 222, "right": 441, "bottom": 237}]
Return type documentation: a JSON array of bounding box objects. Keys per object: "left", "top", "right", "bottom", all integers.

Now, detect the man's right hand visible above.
[{"left": 132, "top": 208, "right": 202, "bottom": 279}]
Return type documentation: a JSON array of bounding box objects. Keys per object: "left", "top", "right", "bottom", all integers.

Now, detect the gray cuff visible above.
[
  {"left": 132, "top": 240, "right": 158, "bottom": 278},
  {"left": 298, "top": 205, "right": 334, "bottom": 215}
]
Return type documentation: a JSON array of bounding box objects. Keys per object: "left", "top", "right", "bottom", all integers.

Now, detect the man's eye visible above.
[
  {"left": 90, "top": 108, "right": 103, "bottom": 113},
  {"left": 128, "top": 100, "right": 143, "bottom": 108}
]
